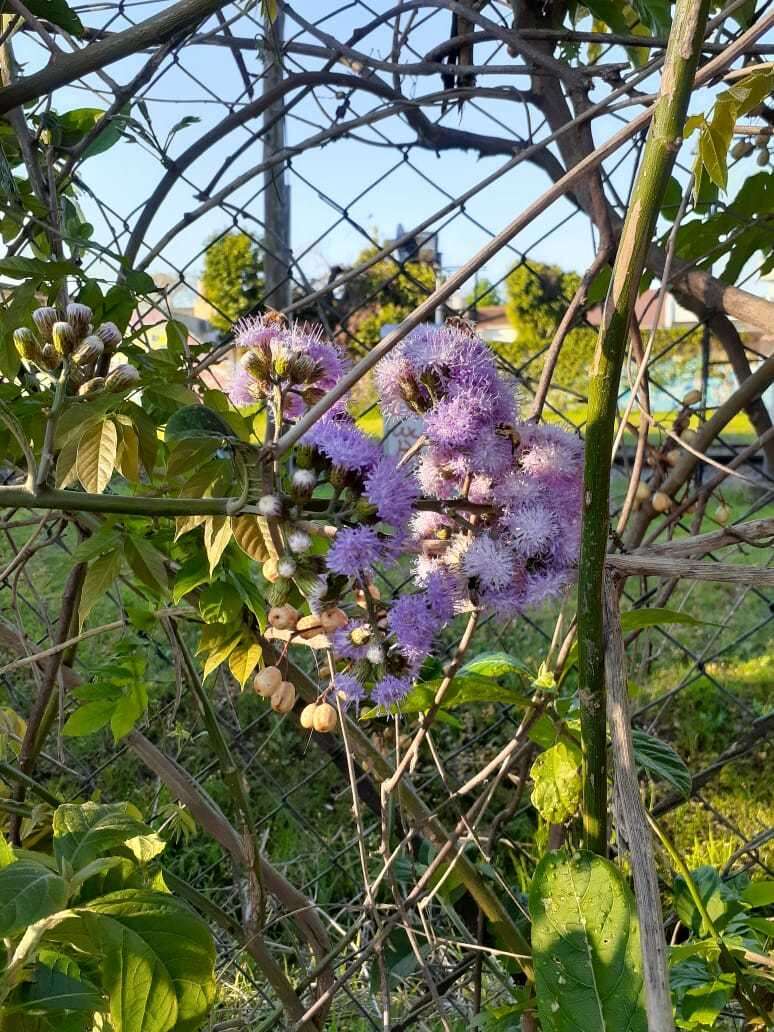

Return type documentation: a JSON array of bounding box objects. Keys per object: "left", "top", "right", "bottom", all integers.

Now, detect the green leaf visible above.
[
  {"left": 164, "top": 405, "right": 235, "bottom": 444},
  {"left": 0, "top": 859, "right": 68, "bottom": 936},
  {"left": 0, "top": 256, "right": 81, "bottom": 281},
  {"left": 110, "top": 681, "right": 148, "bottom": 743},
  {"left": 12, "top": 958, "right": 102, "bottom": 1015},
  {"left": 62, "top": 699, "right": 117, "bottom": 738},
  {"left": 630, "top": 0, "right": 670, "bottom": 35},
  {"left": 198, "top": 582, "right": 243, "bottom": 625},
  {"left": 57, "top": 107, "right": 125, "bottom": 157},
  {"left": 45, "top": 890, "right": 216, "bottom": 1032},
  {"left": 583, "top": 0, "right": 630, "bottom": 33},
  {"left": 0, "top": 835, "right": 14, "bottom": 869},
  {"left": 19, "top": 0, "right": 83, "bottom": 35},
  {"left": 78, "top": 550, "right": 122, "bottom": 629},
  {"left": 172, "top": 556, "right": 210, "bottom": 604},
  {"left": 459, "top": 651, "right": 532, "bottom": 679},
  {"left": 530, "top": 849, "right": 647, "bottom": 1032},
  {"left": 125, "top": 537, "right": 168, "bottom": 596},
  {"left": 740, "top": 879, "right": 774, "bottom": 908},
  {"left": 631, "top": 729, "right": 691, "bottom": 797},
  {"left": 53, "top": 803, "right": 159, "bottom": 870},
  {"left": 673, "top": 866, "right": 742, "bottom": 936},
  {"left": 529, "top": 740, "right": 582, "bottom": 824},
  {"left": 670, "top": 958, "right": 735, "bottom": 1030},
  {"left": 360, "top": 674, "right": 521, "bottom": 720}
]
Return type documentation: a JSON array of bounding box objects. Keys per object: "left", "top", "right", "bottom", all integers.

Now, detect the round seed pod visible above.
[
  {"left": 730, "top": 139, "right": 754, "bottom": 159},
  {"left": 32, "top": 306, "right": 58, "bottom": 342},
  {"left": 757, "top": 147, "right": 770, "bottom": 167},
  {"left": 714, "top": 502, "right": 731, "bottom": 526},
  {"left": 72, "top": 335, "right": 104, "bottom": 368},
  {"left": 664, "top": 450, "right": 679, "bottom": 467},
  {"left": 296, "top": 614, "right": 323, "bottom": 640},
  {"left": 253, "top": 666, "right": 283, "bottom": 698},
  {"left": 105, "top": 363, "right": 141, "bottom": 392},
  {"left": 52, "top": 321, "right": 77, "bottom": 356},
  {"left": 268, "top": 604, "right": 299, "bottom": 631},
  {"left": 634, "top": 481, "right": 651, "bottom": 502},
  {"left": 78, "top": 377, "right": 106, "bottom": 397},
  {"left": 271, "top": 681, "right": 296, "bottom": 714},
  {"left": 681, "top": 388, "right": 702, "bottom": 407},
  {"left": 681, "top": 428, "right": 697, "bottom": 445},
  {"left": 319, "top": 607, "right": 348, "bottom": 633},
  {"left": 95, "top": 321, "right": 122, "bottom": 351},
  {"left": 300, "top": 703, "right": 318, "bottom": 729},
  {"left": 652, "top": 491, "right": 672, "bottom": 513},
  {"left": 312, "top": 702, "right": 337, "bottom": 733}
]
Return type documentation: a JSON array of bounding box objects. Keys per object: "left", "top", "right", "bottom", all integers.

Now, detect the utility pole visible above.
[{"left": 262, "top": 9, "right": 291, "bottom": 311}]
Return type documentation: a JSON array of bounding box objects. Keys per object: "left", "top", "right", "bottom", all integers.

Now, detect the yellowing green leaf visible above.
[
  {"left": 231, "top": 515, "right": 268, "bottom": 561},
  {"left": 117, "top": 424, "right": 140, "bottom": 482},
  {"left": 203, "top": 516, "right": 231, "bottom": 575},
  {"left": 530, "top": 740, "right": 582, "bottom": 824},
  {"left": 228, "top": 638, "right": 262, "bottom": 689},
  {"left": 76, "top": 418, "right": 118, "bottom": 493},
  {"left": 55, "top": 435, "right": 80, "bottom": 489}
]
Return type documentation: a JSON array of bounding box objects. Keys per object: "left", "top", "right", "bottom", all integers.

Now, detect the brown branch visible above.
[
  {"left": 0, "top": 0, "right": 230, "bottom": 115},
  {"left": 604, "top": 572, "right": 674, "bottom": 1032},
  {"left": 605, "top": 554, "right": 774, "bottom": 585}
]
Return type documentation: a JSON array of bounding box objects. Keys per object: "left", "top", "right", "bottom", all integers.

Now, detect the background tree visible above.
[
  {"left": 463, "top": 276, "right": 501, "bottom": 311},
  {"left": 201, "top": 230, "right": 264, "bottom": 332}
]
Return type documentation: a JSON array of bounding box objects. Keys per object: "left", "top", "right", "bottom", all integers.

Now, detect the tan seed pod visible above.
[
  {"left": 78, "top": 376, "right": 106, "bottom": 397},
  {"left": 312, "top": 702, "right": 337, "bottom": 733},
  {"left": 681, "top": 388, "right": 702, "bottom": 407},
  {"left": 296, "top": 614, "right": 323, "bottom": 639},
  {"left": 31, "top": 306, "right": 58, "bottom": 342},
  {"left": 714, "top": 502, "right": 731, "bottom": 526},
  {"left": 105, "top": 363, "right": 141, "bottom": 392},
  {"left": 52, "top": 320, "right": 77, "bottom": 356},
  {"left": 652, "top": 491, "right": 672, "bottom": 513},
  {"left": 664, "top": 450, "right": 679, "bottom": 467},
  {"left": 634, "top": 481, "right": 651, "bottom": 502},
  {"left": 300, "top": 703, "right": 318, "bottom": 729},
  {"left": 253, "top": 666, "right": 283, "bottom": 698},
  {"left": 271, "top": 681, "right": 296, "bottom": 714},
  {"left": 319, "top": 607, "right": 348, "bottom": 633},
  {"left": 757, "top": 147, "right": 770, "bottom": 167},
  {"left": 268, "top": 604, "right": 299, "bottom": 631},
  {"left": 681, "top": 428, "right": 697, "bottom": 446},
  {"left": 72, "top": 335, "right": 104, "bottom": 368}
]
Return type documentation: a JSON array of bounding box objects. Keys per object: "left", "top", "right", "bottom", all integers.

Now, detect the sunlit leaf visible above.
[{"left": 76, "top": 418, "right": 118, "bottom": 493}]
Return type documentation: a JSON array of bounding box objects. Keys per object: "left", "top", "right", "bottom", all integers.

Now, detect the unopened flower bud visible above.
[
  {"left": 271, "top": 681, "right": 296, "bottom": 714},
  {"left": 78, "top": 377, "right": 106, "bottom": 397},
  {"left": 52, "top": 321, "right": 77, "bottom": 356},
  {"left": 72, "top": 335, "right": 104, "bottom": 368},
  {"left": 257, "top": 494, "right": 281, "bottom": 517},
  {"left": 41, "top": 344, "right": 61, "bottom": 370},
  {"left": 301, "top": 386, "right": 325, "bottom": 407},
  {"left": 14, "top": 327, "right": 42, "bottom": 364},
  {"left": 66, "top": 302, "right": 92, "bottom": 338},
  {"left": 95, "top": 321, "right": 122, "bottom": 351},
  {"left": 105, "top": 363, "right": 141, "bottom": 392},
  {"left": 291, "top": 469, "right": 317, "bottom": 497},
  {"left": 295, "top": 443, "right": 315, "bottom": 470},
  {"left": 287, "top": 353, "right": 319, "bottom": 385},
  {"left": 288, "top": 530, "right": 311, "bottom": 554},
  {"left": 366, "top": 644, "right": 384, "bottom": 665},
  {"left": 312, "top": 702, "right": 337, "bottom": 733},
  {"left": 31, "top": 306, "right": 58, "bottom": 342},
  {"left": 241, "top": 347, "right": 272, "bottom": 382},
  {"left": 277, "top": 557, "right": 297, "bottom": 579}
]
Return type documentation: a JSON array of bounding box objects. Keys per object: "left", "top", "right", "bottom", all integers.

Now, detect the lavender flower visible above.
[
  {"left": 326, "top": 526, "right": 385, "bottom": 576},
  {"left": 364, "top": 456, "right": 419, "bottom": 533},
  {"left": 305, "top": 415, "right": 381, "bottom": 474},
  {"left": 331, "top": 620, "right": 373, "bottom": 661},
  {"left": 334, "top": 673, "right": 366, "bottom": 712},
  {"left": 372, "top": 674, "right": 412, "bottom": 709},
  {"left": 505, "top": 502, "right": 556, "bottom": 558},
  {"left": 461, "top": 535, "right": 515, "bottom": 591}
]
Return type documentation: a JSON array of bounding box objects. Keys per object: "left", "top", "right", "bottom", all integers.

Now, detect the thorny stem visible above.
[{"left": 576, "top": 0, "right": 710, "bottom": 855}]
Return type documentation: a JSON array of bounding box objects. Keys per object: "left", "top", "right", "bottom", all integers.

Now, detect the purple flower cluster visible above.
[{"left": 378, "top": 326, "right": 583, "bottom": 618}]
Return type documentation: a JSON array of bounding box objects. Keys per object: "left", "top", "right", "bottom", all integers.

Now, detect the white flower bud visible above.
[
  {"left": 66, "top": 302, "right": 92, "bottom": 338},
  {"left": 288, "top": 530, "right": 311, "bottom": 554},
  {"left": 366, "top": 644, "right": 384, "bottom": 665},
  {"left": 277, "top": 558, "right": 297, "bottom": 578},
  {"left": 95, "top": 321, "right": 122, "bottom": 351},
  {"left": 292, "top": 469, "right": 317, "bottom": 494},
  {"left": 257, "top": 494, "right": 281, "bottom": 517}
]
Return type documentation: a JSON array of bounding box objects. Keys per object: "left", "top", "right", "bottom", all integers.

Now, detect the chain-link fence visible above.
[{"left": 1, "top": 1, "right": 773, "bottom": 1028}]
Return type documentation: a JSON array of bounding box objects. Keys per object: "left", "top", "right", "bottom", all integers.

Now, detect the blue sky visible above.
[{"left": 12, "top": 3, "right": 770, "bottom": 300}]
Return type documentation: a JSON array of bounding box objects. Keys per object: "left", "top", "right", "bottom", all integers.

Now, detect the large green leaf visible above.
[
  {"left": 53, "top": 803, "right": 164, "bottom": 870},
  {"left": 164, "top": 405, "right": 235, "bottom": 443},
  {"left": 0, "top": 859, "right": 68, "bottom": 936},
  {"left": 12, "top": 958, "right": 102, "bottom": 1014},
  {"left": 459, "top": 651, "right": 532, "bottom": 679},
  {"left": 530, "top": 849, "right": 647, "bottom": 1031},
  {"left": 631, "top": 729, "right": 691, "bottom": 797},
  {"left": 529, "top": 741, "right": 582, "bottom": 824},
  {"left": 361, "top": 673, "right": 522, "bottom": 720},
  {"left": 44, "top": 890, "right": 216, "bottom": 1032},
  {"left": 18, "top": 0, "right": 83, "bottom": 35}
]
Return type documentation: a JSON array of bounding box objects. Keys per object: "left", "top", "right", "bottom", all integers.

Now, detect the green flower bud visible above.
[
  {"left": 72, "top": 335, "right": 104, "bottom": 368},
  {"left": 52, "top": 321, "right": 77, "bottom": 356},
  {"left": 41, "top": 344, "right": 61, "bottom": 370},
  {"left": 14, "top": 327, "right": 43, "bottom": 365},
  {"left": 78, "top": 377, "right": 106, "bottom": 396},
  {"left": 241, "top": 346, "right": 272, "bottom": 382},
  {"left": 66, "top": 302, "right": 93, "bottom": 338}
]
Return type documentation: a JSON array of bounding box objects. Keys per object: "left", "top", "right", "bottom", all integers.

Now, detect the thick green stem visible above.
[{"left": 577, "top": 0, "right": 710, "bottom": 855}]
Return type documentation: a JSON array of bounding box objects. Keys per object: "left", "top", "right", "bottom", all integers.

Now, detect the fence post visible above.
[{"left": 262, "top": 10, "right": 292, "bottom": 311}]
